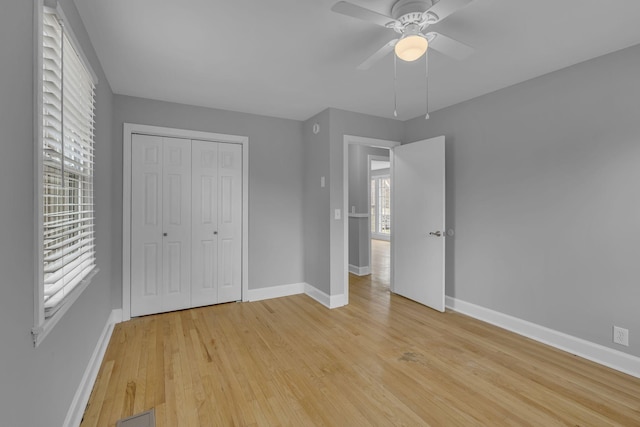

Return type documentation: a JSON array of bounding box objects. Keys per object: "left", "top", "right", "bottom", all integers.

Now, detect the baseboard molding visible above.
[
  {"left": 64, "top": 309, "right": 122, "bottom": 427},
  {"left": 304, "top": 284, "right": 347, "bottom": 309},
  {"left": 445, "top": 296, "right": 640, "bottom": 379},
  {"left": 244, "top": 282, "right": 348, "bottom": 310},
  {"left": 246, "top": 282, "right": 305, "bottom": 302},
  {"left": 329, "top": 292, "right": 348, "bottom": 309},
  {"left": 348, "top": 264, "right": 370, "bottom": 276}
]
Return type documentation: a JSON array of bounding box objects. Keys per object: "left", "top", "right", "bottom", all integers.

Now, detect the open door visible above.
[{"left": 392, "top": 136, "right": 446, "bottom": 311}]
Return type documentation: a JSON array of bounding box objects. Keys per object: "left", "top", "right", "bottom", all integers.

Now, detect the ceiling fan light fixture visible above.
[{"left": 395, "top": 34, "right": 428, "bottom": 61}]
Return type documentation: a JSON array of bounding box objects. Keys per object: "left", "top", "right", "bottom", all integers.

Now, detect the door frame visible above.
[
  {"left": 343, "top": 135, "right": 400, "bottom": 303},
  {"left": 122, "top": 123, "right": 249, "bottom": 321}
]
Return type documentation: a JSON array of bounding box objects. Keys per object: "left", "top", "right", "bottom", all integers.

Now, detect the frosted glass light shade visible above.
[{"left": 395, "top": 35, "right": 428, "bottom": 62}]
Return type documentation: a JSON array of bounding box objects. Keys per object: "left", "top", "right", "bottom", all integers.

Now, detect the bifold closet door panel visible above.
[
  {"left": 217, "top": 143, "right": 242, "bottom": 303},
  {"left": 130, "top": 134, "right": 164, "bottom": 317},
  {"left": 191, "top": 140, "right": 219, "bottom": 307},
  {"left": 161, "top": 137, "right": 192, "bottom": 313}
]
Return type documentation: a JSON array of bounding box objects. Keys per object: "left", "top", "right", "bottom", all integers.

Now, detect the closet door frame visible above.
[{"left": 122, "top": 123, "right": 249, "bottom": 321}]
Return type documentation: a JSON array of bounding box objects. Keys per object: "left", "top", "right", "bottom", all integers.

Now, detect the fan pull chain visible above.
[
  {"left": 425, "top": 50, "right": 430, "bottom": 120},
  {"left": 393, "top": 54, "right": 398, "bottom": 118}
]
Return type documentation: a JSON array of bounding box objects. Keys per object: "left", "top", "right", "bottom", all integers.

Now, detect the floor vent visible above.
[{"left": 116, "top": 409, "right": 155, "bottom": 427}]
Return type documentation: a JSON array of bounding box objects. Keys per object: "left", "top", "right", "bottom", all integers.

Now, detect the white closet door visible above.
[
  {"left": 217, "top": 143, "right": 243, "bottom": 303},
  {"left": 131, "top": 135, "right": 242, "bottom": 317},
  {"left": 191, "top": 140, "right": 219, "bottom": 307},
  {"left": 161, "top": 137, "right": 192, "bottom": 312},
  {"left": 131, "top": 134, "right": 164, "bottom": 317}
]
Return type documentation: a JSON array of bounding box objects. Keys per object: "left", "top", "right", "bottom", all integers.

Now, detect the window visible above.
[
  {"left": 370, "top": 176, "right": 391, "bottom": 239},
  {"left": 33, "top": 3, "right": 98, "bottom": 345}
]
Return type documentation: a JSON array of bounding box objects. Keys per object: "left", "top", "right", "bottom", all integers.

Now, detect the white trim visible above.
[
  {"left": 349, "top": 264, "right": 370, "bottom": 276},
  {"left": 32, "top": 269, "right": 98, "bottom": 346},
  {"left": 122, "top": 123, "right": 249, "bottom": 321},
  {"left": 63, "top": 309, "right": 122, "bottom": 427},
  {"left": 304, "top": 284, "right": 331, "bottom": 308},
  {"left": 329, "top": 293, "right": 348, "bottom": 308},
  {"left": 34, "top": 0, "right": 46, "bottom": 336},
  {"left": 52, "top": 3, "right": 98, "bottom": 84},
  {"left": 446, "top": 296, "right": 640, "bottom": 379},
  {"left": 241, "top": 282, "right": 348, "bottom": 309},
  {"left": 343, "top": 136, "right": 400, "bottom": 307},
  {"left": 246, "top": 283, "right": 305, "bottom": 302},
  {"left": 304, "top": 284, "right": 348, "bottom": 309}
]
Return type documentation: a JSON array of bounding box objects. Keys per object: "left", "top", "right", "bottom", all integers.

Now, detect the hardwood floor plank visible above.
[{"left": 83, "top": 240, "right": 640, "bottom": 426}]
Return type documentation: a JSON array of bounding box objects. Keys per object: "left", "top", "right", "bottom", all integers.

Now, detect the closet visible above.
[{"left": 130, "top": 134, "right": 242, "bottom": 317}]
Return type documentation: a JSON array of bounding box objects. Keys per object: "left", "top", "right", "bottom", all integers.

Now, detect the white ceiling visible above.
[{"left": 74, "top": 0, "right": 640, "bottom": 121}]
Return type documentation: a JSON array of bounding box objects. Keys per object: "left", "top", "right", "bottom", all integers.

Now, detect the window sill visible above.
[{"left": 32, "top": 268, "right": 99, "bottom": 347}]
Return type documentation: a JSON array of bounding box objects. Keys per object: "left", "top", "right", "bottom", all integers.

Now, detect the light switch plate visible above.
[{"left": 334, "top": 209, "right": 341, "bottom": 220}]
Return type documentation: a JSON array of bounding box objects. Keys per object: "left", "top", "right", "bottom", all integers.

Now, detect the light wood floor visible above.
[{"left": 82, "top": 240, "right": 640, "bottom": 426}]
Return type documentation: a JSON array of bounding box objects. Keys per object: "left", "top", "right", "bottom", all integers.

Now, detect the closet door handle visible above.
[
  {"left": 213, "top": 231, "right": 218, "bottom": 235},
  {"left": 163, "top": 232, "right": 168, "bottom": 237}
]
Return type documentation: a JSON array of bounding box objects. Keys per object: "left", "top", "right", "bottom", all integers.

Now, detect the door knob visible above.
[
  {"left": 429, "top": 231, "right": 442, "bottom": 237},
  {"left": 213, "top": 231, "right": 218, "bottom": 235},
  {"left": 163, "top": 232, "right": 167, "bottom": 237}
]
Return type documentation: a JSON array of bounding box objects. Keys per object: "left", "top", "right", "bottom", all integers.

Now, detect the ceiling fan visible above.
[{"left": 332, "top": 0, "right": 474, "bottom": 70}]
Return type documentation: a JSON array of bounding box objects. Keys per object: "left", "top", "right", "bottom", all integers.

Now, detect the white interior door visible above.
[
  {"left": 161, "top": 138, "right": 192, "bottom": 312},
  {"left": 392, "top": 136, "right": 446, "bottom": 311},
  {"left": 191, "top": 140, "right": 219, "bottom": 307},
  {"left": 131, "top": 135, "right": 192, "bottom": 316},
  {"left": 131, "top": 134, "right": 163, "bottom": 316},
  {"left": 217, "top": 143, "right": 243, "bottom": 303}
]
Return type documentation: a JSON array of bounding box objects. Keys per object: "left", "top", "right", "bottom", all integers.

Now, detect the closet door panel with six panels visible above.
[{"left": 130, "top": 135, "right": 241, "bottom": 316}]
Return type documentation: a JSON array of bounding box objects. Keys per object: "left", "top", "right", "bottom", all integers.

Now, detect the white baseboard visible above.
[
  {"left": 246, "top": 282, "right": 305, "bottom": 302},
  {"left": 329, "top": 292, "right": 348, "bottom": 309},
  {"left": 303, "top": 284, "right": 330, "bottom": 307},
  {"left": 348, "top": 264, "right": 371, "bottom": 276},
  {"left": 304, "top": 284, "right": 347, "bottom": 309},
  {"left": 244, "top": 282, "right": 347, "bottom": 310},
  {"left": 445, "top": 296, "right": 640, "bottom": 379},
  {"left": 64, "top": 309, "right": 122, "bottom": 427}
]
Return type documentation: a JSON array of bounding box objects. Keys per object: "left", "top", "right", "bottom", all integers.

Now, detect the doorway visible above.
[
  {"left": 368, "top": 155, "right": 391, "bottom": 287},
  {"left": 342, "top": 134, "right": 446, "bottom": 312},
  {"left": 343, "top": 135, "right": 400, "bottom": 302}
]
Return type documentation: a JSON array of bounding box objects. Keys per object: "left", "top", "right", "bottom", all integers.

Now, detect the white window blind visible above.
[{"left": 41, "top": 9, "right": 96, "bottom": 318}]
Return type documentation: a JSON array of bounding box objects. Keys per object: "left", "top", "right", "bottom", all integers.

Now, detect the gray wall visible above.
[
  {"left": 0, "top": 1, "right": 116, "bottom": 425},
  {"left": 302, "top": 108, "right": 401, "bottom": 294},
  {"left": 348, "top": 145, "right": 389, "bottom": 268},
  {"left": 404, "top": 44, "right": 640, "bottom": 357},
  {"left": 302, "top": 110, "right": 331, "bottom": 293},
  {"left": 113, "top": 95, "right": 305, "bottom": 306}
]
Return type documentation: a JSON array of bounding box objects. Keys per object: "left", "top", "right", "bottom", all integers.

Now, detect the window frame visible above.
[{"left": 33, "top": 0, "right": 99, "bottom": 346}]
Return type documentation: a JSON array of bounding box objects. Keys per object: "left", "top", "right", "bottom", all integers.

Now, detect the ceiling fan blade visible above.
[
  {"left": 426, "top": 0, "right": 473, "bottom": 23},
  {"left": 357, "top": 39, "right": 398, "bottom": 70},
  {"left": 331, "top": 1, "right": 396, "bottom": 28},
  {"left": 427, "top": 32, "right": 473, "bottom": 60}
]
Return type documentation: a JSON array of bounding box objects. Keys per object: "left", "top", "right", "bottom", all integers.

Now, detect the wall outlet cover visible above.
[{"left": 613, "top": 326, "right": 629, "bottom": 346}]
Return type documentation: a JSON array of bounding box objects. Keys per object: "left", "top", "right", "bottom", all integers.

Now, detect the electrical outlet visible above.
[{"left": 613, "top": 326, "right": 629, "bottom": 346}]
